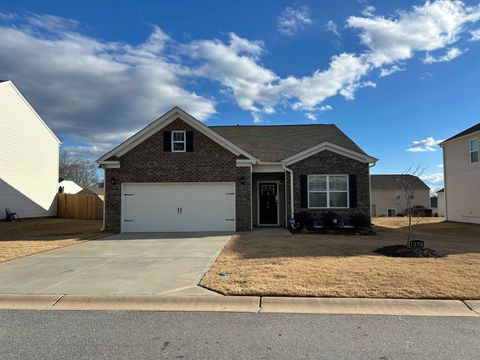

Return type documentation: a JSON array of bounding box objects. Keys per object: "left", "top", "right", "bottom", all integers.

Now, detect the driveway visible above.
[{"left": 0, "top": 233, "right": 231, "bottom": 296}]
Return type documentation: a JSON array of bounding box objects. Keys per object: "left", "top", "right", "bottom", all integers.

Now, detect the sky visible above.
[{"left": 1, "top": 0, "right": 480, "bottom": 191}]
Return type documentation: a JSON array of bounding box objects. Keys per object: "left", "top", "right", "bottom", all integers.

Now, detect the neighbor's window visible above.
[
  {"left": 470, "top": 138, "right": 479, "bottom": 163},
  {"left": 172, "top": 131, "right": 186, "bottom": 152},
  {"left": 308, "top": 175, "right": 348, "bottom": 208}
]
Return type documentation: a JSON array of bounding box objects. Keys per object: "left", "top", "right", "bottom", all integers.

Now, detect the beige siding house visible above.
[
  {"left": 371, "top": 174, "right": 430, "bottom": 217},
  {"left": 0, "top": 81, "right": 60, "bottom": 219},
  {"left": 440, "top": 123, "right": 480, "bottom": 224}
]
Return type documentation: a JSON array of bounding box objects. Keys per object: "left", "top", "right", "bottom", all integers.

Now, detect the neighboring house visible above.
[
  {"left": 370, "top": 174, "right": 430, "bottom": 217},
  {"left": 440, "top": 123, "right": 480, "bottom": 224},
  {"left": 97, "top": 107, "right": 377, "bottom": 233},
  {"left": 430, "top": 196, "right": 438, "bottom": 216},
  {"left": 437, "top": 188, "right": 446, "bottom": 217},
  {"left": 78, "top": 182, "right": 104, "bottom": 196},
  {"left": 58, "top": 179, "right": 83, "bottom": 194},
  {"left": 0, "top": 80, "right": 60, "bottom": 219}
]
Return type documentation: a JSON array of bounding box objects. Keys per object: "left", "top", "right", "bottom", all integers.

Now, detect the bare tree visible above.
[
  {"left": 59, "top": 150, "right": 99, "bottom": 188},
  {"left": 399, "top": 166, "right": 426, "bottom": 245}
]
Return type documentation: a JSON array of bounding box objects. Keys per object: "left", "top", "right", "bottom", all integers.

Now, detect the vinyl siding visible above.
[
  {"left": 443, "top": 133, "right": 480, "bottom": 224},
  {"left": 371, "top": 189, "right": 430, "bottom": 217},
  {"left": 0, "top": 82, "right": 60, "bottom": 219},
  {"left": 437, "top": 192, "right": 446, "bottom": 217}
]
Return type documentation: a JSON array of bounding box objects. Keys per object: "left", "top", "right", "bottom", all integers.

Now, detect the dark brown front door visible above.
[{"left": 259, "top": 182, "right": 278, "bottom": 225}]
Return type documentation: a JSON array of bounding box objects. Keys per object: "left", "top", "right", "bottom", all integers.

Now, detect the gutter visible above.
[{"left": 282, "top": 164, "right": 294, "bottom": 220}]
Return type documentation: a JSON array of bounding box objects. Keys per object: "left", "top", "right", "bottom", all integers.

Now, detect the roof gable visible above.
[
  {"left": 0, "top": 81, "right": 60, "bottom": 144},
  {"left": 441, "top": 122, "right": 480, "bottom": 145},
  {"left": 371, "top": 174, "right": 430, "bottom": 190},
  {"left": 98, "top": 107, "right": 256, "bottom": 163}
]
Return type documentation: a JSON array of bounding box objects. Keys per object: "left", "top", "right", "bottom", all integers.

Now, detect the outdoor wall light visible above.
[{"left": 111, "top": 177, "right": 116, "bottom": 186}]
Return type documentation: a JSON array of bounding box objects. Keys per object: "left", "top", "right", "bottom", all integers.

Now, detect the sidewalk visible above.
[{"left": 1, "top": 294, "right": 479, "bottom": 316}]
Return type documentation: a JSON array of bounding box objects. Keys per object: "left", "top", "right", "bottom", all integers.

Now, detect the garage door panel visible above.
[{"left": 122, "top": 183, "right": 235, "bottom": 232}]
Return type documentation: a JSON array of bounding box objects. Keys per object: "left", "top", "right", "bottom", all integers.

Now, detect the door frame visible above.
[
  {"left": 121, "top": 182, "right": 236, "bottom": 233},
  {"left": 257, "top": 181, "right": 280, "bottom": 226}
]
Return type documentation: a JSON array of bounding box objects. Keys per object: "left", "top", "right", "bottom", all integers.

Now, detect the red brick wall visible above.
[{"left": 104, "top": 118, "right": 251, "bottom": 232}]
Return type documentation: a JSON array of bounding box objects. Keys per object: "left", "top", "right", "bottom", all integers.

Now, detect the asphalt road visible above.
[{"left": 0, "top": 310, "right": 479, "bottom": 359}]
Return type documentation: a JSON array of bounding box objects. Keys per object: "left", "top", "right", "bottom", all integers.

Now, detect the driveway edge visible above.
[{"left": 0, "top": 294, "right": 478, "bottom": 316}]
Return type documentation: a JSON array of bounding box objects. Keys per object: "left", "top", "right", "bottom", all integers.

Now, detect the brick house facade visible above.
[{"left": 99, "top": 107, "right": 376, "bottom": 233}]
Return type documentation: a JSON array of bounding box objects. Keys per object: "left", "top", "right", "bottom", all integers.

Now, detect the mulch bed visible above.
[{"left": 374, "top": 245, "right": 444, "bottom": 258}]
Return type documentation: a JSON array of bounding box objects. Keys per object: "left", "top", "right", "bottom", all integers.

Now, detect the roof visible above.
[
  {"left": 210, "top": 124, "right": 366, "bottom": 162},
  {"left": 437, "top": 188, "right": 445, "bottom": 193},
  {"left": 371, "top": 174, "right": 430, "bottom": 190},
  {"left": 442, "top": 123, "right": 480, "bottom": 144}
]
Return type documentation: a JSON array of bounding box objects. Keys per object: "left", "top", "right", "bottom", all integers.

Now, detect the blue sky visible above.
[{"left": 1, "top": 0, "right": 480, "bottom": 190}]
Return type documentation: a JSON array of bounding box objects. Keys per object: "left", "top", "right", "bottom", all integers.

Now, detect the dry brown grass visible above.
[
  {"left": 0, "top": 218, "right": 109, "bottom": 263},
  {"left": 201, "top": 220, "right": 480, "bottom": 299}
]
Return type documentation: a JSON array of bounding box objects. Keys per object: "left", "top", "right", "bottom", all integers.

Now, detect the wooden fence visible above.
[{"left": 57, "top": 194, "right": 104, "bottom": 220}]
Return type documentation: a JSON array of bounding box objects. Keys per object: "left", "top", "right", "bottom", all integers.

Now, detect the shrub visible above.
[
  {"left": 349, "top": 213, "right": 370, "bottom": 229},
  {"left": 294, "top": 211, "right": 314, "bottom": 232},
  {"left": 321, "top": 211, "right": 340, "bottom": 229}
]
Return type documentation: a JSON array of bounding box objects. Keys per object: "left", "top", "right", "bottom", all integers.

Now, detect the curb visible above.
[
  {"left": 0, "top": 294, "right": 478, "bottom": 316},
  {"left": 260, "top": 297, "right": 478, "bottom": 317},
  {"left": 52, "top": 295, "right": 260, "bottom": 312},
  {"left": 0, "top": 294, "right": 63, "bottom": 310}
]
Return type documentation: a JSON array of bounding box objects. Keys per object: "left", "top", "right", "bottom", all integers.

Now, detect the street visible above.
[{"left": 0, "top": 310, "right": 479, "bottom": 359}]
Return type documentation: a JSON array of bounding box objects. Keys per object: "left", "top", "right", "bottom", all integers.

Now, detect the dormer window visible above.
[
  {"left": 172, "top": 131, "right": 186, "bottom": 152},
  {"left": 470, "top": 138, "right": 479, "bottom": 163}
]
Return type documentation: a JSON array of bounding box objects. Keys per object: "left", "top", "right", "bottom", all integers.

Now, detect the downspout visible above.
[
  {"left": 369, "top": 162, "right": 376, "bottom": 219},
  {"left": 101, "top": 165, "right": 106, "bottom": 231},
  {"left": 282, "top": 164, "right": 294, "bottom": 221}
]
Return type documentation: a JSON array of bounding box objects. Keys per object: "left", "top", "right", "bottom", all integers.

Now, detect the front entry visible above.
[{"left": 258, "top": 182, "right": 279, "bottom": 225}]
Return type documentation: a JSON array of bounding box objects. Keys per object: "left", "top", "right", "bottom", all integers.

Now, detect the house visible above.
[
  {"left": 58, "top": 179, "right": 83, "bottom": 194},
  {"left": 97, "top": 107, "right": 377, "bottom": 233},
  {"left": 440, "top": 123, "right": 480, "bottom": 224},
  {"left": 430, "top": 195, "right": 438, "bottom": 216},
  {"left": 0, "top": 80, "right": 60, "bottom": 219},
  {"left": 370, "top": 174, "right": 430, "bottom": 217},
  {"left": 78, "top": 182, "right": 104, "bottom": 196},
  {"left": 436, "top": 188, "right": 446, "bottom": 217}
]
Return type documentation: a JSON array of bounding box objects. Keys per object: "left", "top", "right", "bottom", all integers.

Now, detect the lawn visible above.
[
  {"left": 0, "top": 218, "right": 108, "bottom": 263},
  {"left": 201, "top": 218, "right": 480, "bottom": 299}
]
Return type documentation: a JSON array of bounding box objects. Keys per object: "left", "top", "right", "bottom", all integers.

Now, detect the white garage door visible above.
[{"left": 122, "top": 183, "right": 236, "bottom": 232}]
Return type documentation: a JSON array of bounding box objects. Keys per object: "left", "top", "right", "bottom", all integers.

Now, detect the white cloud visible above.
[
  {"left": 420, "top": 172, "right": 444, "bottom": 185},
  {"left": 422, "top": 47, "right": 464, "bottom": 64},
  {"left": 406, "top": 137, "right": 444, "bottom": 152},
  {"left": 347, "top": 0, "right": 480, "bottom": 67},
  {"left": 469, "top": 28, "right": 480, "bottom": 41},
  {"left": 361, "top": 5, "right": 376, "bottom": 17},
  {"left": 437, "top": 163, "right": 444, "bottom": 168},
  {"left": 0, "top": 16, "right": 215, "bottom": 160},
  {"left": 325, "top": 20, "right": 341, "bottom": 37},
  {"left": 379, "top": 64, "right": 405, "bottom": 77},
  {"left": 0, "top": 13, "right": 17, "bottom": 21},
  {"left": 277, "top": 6, "right": 312, "bottom": 36},
  {"left": 420, "top": 71, "right": 434, "bottom": 80}
]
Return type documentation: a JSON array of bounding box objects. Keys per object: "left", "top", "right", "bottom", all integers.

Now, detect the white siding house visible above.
[
  {"left": 440, "top": 123, "right": 480, "bottom": 224},
  {"left": 0, "top": 81, "right": 60, "bottom": 219}
]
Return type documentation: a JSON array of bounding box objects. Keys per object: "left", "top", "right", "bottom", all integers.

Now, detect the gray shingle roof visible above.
[
  {"left": 443, "top": 123, "right": 480, "bottom": 143},
  {"left": 371, "top": 174, "right": 430, "bottom": 190},
  {"left": 210, "top": 124, "right": 366, "bottom": 162}
]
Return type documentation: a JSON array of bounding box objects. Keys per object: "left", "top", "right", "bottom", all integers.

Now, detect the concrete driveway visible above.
[{"left": 0, "top": 233, "right": 231, "bottom": 296}]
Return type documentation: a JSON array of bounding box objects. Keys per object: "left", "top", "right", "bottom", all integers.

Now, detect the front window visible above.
[
  {"left": 308, "top": 175, "right": 349, "bottom": 208},
  {"left": 470, "top": 138, "right": 479, "bottom": 163},
  {"left": 172, "top": 131, "right": 186, "bottom": 152}
]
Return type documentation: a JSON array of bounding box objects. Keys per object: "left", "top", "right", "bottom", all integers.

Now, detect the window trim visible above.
[
  {"left": 171, "top": 130, "right": 186, "bottom": 152},
  {"left": 307, "top": 174, "right": 349, "bottom": 209},
  {"left": 387, "top": 208, "right": 397, "bottom": 217},
  {"left": 469, "top": 138, "right": 479, "bottom": 164}
]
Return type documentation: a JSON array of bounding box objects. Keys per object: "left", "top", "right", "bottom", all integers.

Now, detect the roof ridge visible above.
[{"left": 209, "top": 123, "right": 336, "bottom": 128}]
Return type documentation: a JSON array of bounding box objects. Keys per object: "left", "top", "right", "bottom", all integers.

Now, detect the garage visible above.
[{"left": 121, "top": 183, "right": 236, "bottom": 232}]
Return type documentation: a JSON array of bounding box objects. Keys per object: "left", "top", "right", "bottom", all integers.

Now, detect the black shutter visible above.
[
  {"left": 300, "top": 175, "right": 308, "bottom": 208},
  {"left": 163, "top": 131, "right": 171, "bottom": 151},
  {"left": 186, "top": 131, "right": 193, "bottom": 152},
  {"left": 349, "top": 174, "right": 358, "bottom": 208}
]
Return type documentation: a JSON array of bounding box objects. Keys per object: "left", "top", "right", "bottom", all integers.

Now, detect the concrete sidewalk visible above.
[{"left": 1, "top": 294, "right": 479, "bottom": 316}]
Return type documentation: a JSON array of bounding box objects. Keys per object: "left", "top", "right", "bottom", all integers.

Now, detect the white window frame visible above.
[
  {"left": 387, "top": 208, "right": 397, "bottom": 217},
  {"left": 171, "top": 130, "right": 186, "bottom": 152},
  {"left": 470, "top": 138, "right": 479, "bottom": 163},
  {"left": 307, "top": 174, "right": 349, "bottom": 209}
]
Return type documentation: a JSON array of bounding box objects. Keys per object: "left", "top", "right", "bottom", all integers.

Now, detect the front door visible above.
[{"left": 259, "top": 182, "right": 278, "bottom": 225}]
